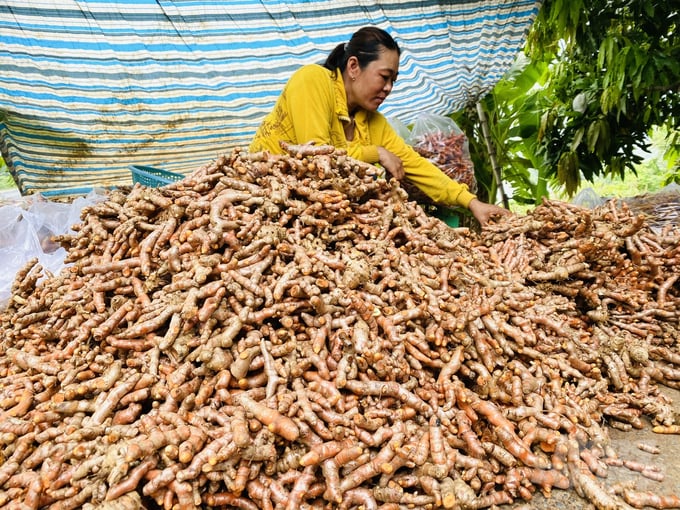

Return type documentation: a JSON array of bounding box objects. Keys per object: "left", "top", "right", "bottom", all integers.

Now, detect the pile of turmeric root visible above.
[{"left": 0, "top": 143, "right": 679, "bottom": 510}]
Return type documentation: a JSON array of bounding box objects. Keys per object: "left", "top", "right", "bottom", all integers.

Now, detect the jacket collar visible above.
[
  {"left": 332, "top": 68, "right": 350, "bottom": 123},
  {"left": 332, "top": 68, "right": 367, "bottom": 125}
]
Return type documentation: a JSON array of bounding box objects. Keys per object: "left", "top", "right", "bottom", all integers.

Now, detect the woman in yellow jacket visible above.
[{"left": 250, "top": 26, "right": 509, "bottom": 226}]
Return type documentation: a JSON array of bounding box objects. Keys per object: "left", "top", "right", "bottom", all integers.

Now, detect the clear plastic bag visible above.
[
  {"left": 0, "top": 190, "right": 107, "bottom": 309},
  {"left": 387, "top": 116, "right": 411, "bottom": 141},
  {"left": 407, "top": 112, "right": 477, "bottom": 196}
]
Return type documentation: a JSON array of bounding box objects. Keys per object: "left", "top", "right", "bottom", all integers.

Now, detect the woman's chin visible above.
[{"left": 368, "top": 100, "right": 383, "bottom": 110}]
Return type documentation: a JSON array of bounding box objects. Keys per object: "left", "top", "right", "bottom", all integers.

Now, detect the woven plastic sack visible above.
[{"left": 407, "top": 113, "right": 477, "bottom": 199}]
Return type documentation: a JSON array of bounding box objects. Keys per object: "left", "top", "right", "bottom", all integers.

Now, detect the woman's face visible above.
[{"left": 347, "top": 48, "right": 399, "bottom": 113}]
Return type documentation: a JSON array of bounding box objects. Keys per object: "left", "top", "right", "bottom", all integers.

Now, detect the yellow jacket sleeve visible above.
[{"left": 362, "top": 113, "right": 477, "bottom": 208}]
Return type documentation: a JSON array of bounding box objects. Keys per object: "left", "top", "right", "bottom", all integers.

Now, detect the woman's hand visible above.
[
  {"left": 377, "top": 146, "right": 405, "bottom": 181},
  {"left": 468, "top": 198, "right": 512, "bottom": 227}
]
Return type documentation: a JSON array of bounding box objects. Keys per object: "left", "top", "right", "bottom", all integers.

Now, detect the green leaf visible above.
[
  {"left": 598, "top": 36, "right": 612, "bottom": 70},
  {"left": 616, "top": 46, "right": 630, "bottom": 91},
  {"left": 571, "top": 126, "right": 585, "bottom": 151},
  {"left": 600, "top": 87, "right": 616, "bottom": 115},
  {"left": 557, "top": 151, "right": 580, "bottom": 196},
  {"left": 537, "top": 111, "right": 551, "bottom": 141},
  {"left": 587, "top": 119, "right": 610, "bottom": 159},
  {"left": 586, "top": 121, "right": 600, "bottom": 155}
]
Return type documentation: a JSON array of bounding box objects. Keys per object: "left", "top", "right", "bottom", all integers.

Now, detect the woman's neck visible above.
[{"left": 343, "top": 115, "right": 356, "bottom": 141}]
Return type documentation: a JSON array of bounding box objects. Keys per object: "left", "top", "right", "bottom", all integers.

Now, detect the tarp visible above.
[{"left": 0, "top": 0, "right": 541, "bottom": 196}]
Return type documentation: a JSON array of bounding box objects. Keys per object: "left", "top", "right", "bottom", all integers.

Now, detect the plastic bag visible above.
[
  {"left": 0, "top": 189, "right": 107, "bottom": 309},
  {"left": 387, "top": 116, "right": 411, "bottom": 141},
  {"left": 571, "top": 187, "right": 606, "bottom": 209},
  {"left": 407, "top": 112, "right": 477, "bottom": 197}
]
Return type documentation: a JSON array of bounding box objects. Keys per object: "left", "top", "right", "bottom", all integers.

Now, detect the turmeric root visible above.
[{"left": 236, "top": 393, "right": 300, "bottom": 442}]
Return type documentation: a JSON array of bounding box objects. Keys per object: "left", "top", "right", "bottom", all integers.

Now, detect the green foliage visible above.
[
  {"left": 527, "top": 0, "right": 679, "bottom": 194},
  {"left": 660, "top": 127, "right": 680, "bottom": 186},
  {"left": 456, "top": 0, "right": 679, "bottom": 207},
  {"left": 0, "top": 157, "right": 16, "bottom": 190},
  {"left": 568, "top": 127, "right": 675, "bottom": 202},
  {"left": 452, "top": 55, "right": 554, "bottom": 207}
]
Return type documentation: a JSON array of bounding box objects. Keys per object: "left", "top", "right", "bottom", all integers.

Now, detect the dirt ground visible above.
[{"left": 503, "top": 386, "right": 680, "bottom": 509}]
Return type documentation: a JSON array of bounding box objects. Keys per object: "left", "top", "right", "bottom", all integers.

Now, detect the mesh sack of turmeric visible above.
[
  {"left": 412, "top": 130, "right": 477, "bottom": 193},
  {"left": 406, "top": 112, "right": 478, "bottom": 202}
]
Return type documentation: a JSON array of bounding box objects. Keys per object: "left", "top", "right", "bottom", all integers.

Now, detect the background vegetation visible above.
[
  {"left": 0, "top": 158, "right": 14, "bottom": 190},
  {"left": 455, "top": 0, "right": 679, "bottom": 212}
]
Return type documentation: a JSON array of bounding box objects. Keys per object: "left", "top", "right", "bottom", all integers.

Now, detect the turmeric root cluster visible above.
[{"left": 0, "top": 143, "right": 679, "bottom": 510}]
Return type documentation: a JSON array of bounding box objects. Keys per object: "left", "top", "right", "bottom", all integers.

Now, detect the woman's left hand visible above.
[{"left": 468, "top": 199, "right": 512, "bottom": 227}]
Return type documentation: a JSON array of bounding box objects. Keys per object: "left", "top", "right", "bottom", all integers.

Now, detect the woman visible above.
[{"left": 249, "top": 26, "right": 509, "bottom": 226}]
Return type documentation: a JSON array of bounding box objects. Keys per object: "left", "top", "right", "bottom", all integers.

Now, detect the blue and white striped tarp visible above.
[{"left": 0, "top": 0, "right": 541, "bottom": 196}]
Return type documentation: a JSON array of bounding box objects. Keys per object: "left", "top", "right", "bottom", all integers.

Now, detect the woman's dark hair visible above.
[{"left": 323, "top": 26, "right": 400, "bottom": 72}]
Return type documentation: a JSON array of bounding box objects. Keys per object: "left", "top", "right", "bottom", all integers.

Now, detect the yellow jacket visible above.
[{"left": 249, "top": 64, "right": 476, "bottom": 208}]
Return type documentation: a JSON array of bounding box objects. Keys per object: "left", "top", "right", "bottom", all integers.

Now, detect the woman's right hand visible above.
[
  {"left": 468, "top": 198, "right": 512, "bottom": 227},
  {"left": 377, "top": 146, "right": 404, "bottom": 181}
]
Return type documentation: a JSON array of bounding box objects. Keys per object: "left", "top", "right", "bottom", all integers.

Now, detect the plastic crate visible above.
[
  {"left": 129, "top": 165, "right": 183, "bottom": 188},
  {"left": 434, "top": 206, "right": 460, "bottom": 227}
]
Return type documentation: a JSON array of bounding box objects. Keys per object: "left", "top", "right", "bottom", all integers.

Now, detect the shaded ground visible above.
[{"left": 504, "top": 386, "right": 680, "bottom": 509}]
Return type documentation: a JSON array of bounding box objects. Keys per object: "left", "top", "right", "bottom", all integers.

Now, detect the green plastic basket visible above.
[
  {"left": 129, "top": 165, "right": 183, "bottom": 188},
  {"left": 434, "top": 206, "right": 460, "bottom": 228}
]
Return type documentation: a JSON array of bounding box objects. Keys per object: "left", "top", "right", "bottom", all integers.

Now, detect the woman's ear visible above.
[{"left": 346, "top": 56, "right": 360, "bottom": 79}]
